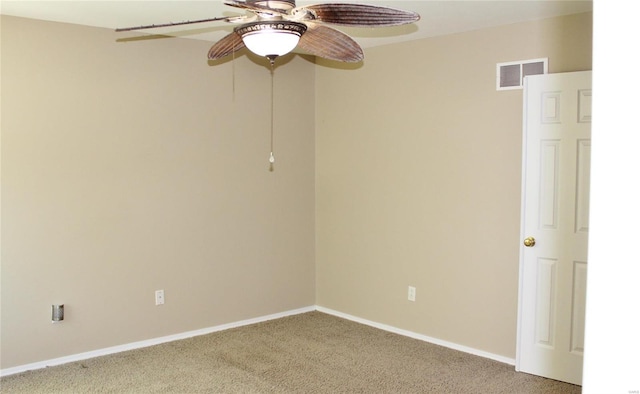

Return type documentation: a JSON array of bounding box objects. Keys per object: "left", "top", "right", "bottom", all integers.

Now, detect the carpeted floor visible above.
[{"left": 0, "top": 312, "right": 581, "bottom": 393}]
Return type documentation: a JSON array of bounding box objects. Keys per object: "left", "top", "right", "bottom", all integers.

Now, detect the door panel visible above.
[{"left": 516, "top": 71, "right": 592, "bottom": 386}]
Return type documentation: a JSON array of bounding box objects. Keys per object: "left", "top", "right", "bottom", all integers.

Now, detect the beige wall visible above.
[
  {"left": 1, "top": 11, "right": 593, "bottom": 370},
  {"left": 315, "top": 12, "right": 592, "bottom": 359},
  {"left": 0, "top": 16, "right": 315, "bottom": 369}
]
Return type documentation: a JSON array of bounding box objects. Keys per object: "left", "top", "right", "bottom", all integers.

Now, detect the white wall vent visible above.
[{"left": 496, "top": 58, "right": 548, "bottom": 90}]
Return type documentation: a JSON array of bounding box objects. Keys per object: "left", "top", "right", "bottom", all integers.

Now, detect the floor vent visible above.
[{"left": 496, "top": 58, "right": 548, "bottom": 90}]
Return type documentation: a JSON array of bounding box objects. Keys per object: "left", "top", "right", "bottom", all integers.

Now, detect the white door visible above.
[{"left": 516, "top": 71, "right": 592, "bottom": 385}]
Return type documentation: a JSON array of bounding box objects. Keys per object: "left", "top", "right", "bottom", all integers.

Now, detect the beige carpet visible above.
[{"left": 1, "top": 312, "right": 581, "bottom": 393}]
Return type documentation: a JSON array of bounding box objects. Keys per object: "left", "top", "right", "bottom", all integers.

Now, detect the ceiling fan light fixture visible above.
[{"left": 236, "top": 21, "right": 307, "bottom": 58}]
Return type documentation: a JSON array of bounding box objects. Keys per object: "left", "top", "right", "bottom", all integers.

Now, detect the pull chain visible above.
[
  {"left": 268, "top": 58, "right": 276, "bottom": 172},
  {"left": 232, "top": 42, "right": 236, "bottom": 101}
]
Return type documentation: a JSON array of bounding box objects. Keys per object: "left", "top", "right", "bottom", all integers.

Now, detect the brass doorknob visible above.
[{"left": 523, "top": 237, "right": 536, "bottom": 247}]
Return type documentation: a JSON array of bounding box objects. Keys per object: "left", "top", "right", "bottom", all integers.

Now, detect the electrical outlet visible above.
[
  {"left": 408, "top": 286, "right": 416, "bottom": 302},
  {"left": 155, "top": 290, "right": 165, "bottom": 305}
]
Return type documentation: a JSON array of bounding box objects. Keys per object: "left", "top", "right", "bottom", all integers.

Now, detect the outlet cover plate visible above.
[
  {"left": 408, "top": 286, "right": 416, "bottom": 302},
  {"left": 155, "top": 290, "right": 165, "bottom": 305}
]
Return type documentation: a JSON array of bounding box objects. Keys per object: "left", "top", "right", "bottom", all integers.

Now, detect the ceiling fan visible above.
[
  {"left": 116, "top": 0, "right": 420, "bottom": 64},
  {"left": 117, "top": 1, "right": 419, "bottom": 171}
]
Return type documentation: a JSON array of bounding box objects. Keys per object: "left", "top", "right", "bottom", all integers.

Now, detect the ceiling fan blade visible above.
[
  {"left": 115, "top": 16, "right": 237, "bottom": 32},
  {"left": 296, "top": 3, "right": 420, "bottom": 27},
  {"left": 224, "top": 0, "right": 287, "bottom": 15},
  {"left": 208, "top": 32, "right": 246, "bottom": 60},
  {"left": 297, "top": 23, "right": 363, "bottom": 62}
]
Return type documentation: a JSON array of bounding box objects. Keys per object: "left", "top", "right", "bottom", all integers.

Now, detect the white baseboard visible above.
[
  {"left": 316, "top": 306, "right": 516, "bottom": 366},
  {"left": 0, "top": 306, "right": 315, "bottom": 377},
  {"left": 2, "top": 305, "right": 514, "bottom": 377}
]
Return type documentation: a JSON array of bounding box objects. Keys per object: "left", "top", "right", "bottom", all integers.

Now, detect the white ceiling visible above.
[{"left": 1, "top": 1, "right": 593, "bottom": 49}]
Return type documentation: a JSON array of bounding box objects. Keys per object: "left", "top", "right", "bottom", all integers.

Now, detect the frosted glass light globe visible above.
[{"left": 242, "top": 31, "right": 301, "bottom": 57}]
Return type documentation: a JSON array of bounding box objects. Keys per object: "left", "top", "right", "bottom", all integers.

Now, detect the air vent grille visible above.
[{"left": 496, "top": 58, "right": 548, "bottom": 90}]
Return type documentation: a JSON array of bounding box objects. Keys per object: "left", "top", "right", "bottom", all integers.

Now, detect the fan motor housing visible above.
[{"left": 250, "top": 0, "right": 296, "bottom": 10}]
